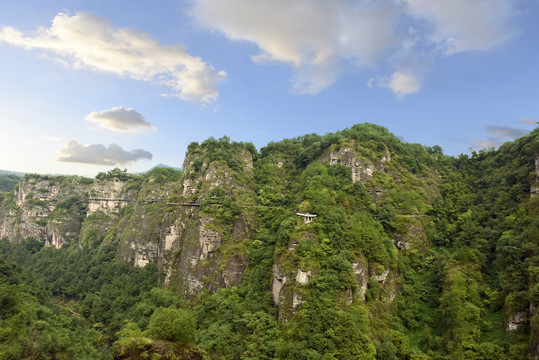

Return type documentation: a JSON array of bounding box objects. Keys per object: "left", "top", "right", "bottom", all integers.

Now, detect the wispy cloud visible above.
[
  {"left": 57, "top": 140, "right": 152, "bottom": 166},
  {"left": 485, "top": 125, "right": 528, "bottom": 139},
  {"left": 472, "top": 125, "right": 529, "bottom": 149},
  {"left": 519, "top": 118, "right": 536, "bottom": 125},
  {"left": 472, "top": 138, "right": 502, "bottom": 149},
  {"left": 191, "top": 0, "right": 518, "bottom": 98},
  {"left": 0, "top": 12, "right": 226, "bottom": 103},
  {"left": 85, "top": 107, "right": 156, "bottom": 133},
  {"left": 404, "top": 0, "right": 517, "bottom": 55}
]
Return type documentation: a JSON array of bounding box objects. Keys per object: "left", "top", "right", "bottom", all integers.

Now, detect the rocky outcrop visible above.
[
  {"left": 272, "top": 263, "right": 287, "bottom": 306},
  {"left": 87, "top": 179, "right": 134, "bottom": 215},
  {"left": 318, "top": 141, "right": 390, "bottom": 183},
  {"left": 531, "top": 154, "right": 539, "bottom": 196},
  {"left": 0, "top": 175, "right": 91, "bottom": 248},
  {"left": 353, "top": 262, "right": 369, "bottom": 301},
  {"left": 0, "top": 174, "right": 144, "bottom": 249},
  {"left": 158, "top": 142, "right": 256, "bottom": 297},
  {"left": 507, "top": 312, "right": 527, "bottom": 332},
  {"left": 296, "top": 269, "right": 311, "bottom": 284},
  {"left": 221, "top": 254, "right": 249, "bottom": 288}
]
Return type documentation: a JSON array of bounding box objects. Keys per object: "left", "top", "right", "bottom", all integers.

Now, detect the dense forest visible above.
[
  {"left": 0, "top": 174, "right": 20, "bottom": 193},
  {"left": 1, "top": 123, "right": 538, "bottom": 359}
]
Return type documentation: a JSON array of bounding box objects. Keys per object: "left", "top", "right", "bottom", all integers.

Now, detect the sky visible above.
[{"left": 0, "top": 0, "right": 538, "bottom": 176}]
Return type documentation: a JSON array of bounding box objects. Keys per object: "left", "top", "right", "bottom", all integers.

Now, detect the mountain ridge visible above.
[{"left": 0, "top": 122, "right": 538, "bottom": 359}]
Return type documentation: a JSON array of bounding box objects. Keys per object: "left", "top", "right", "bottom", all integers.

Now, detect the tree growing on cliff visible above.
[{"left": 147, "top": 307, "right": 197, "bottom": 345}]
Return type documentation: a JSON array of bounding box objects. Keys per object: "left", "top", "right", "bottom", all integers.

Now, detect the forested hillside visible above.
[
  {"left": 0, "top": 123, "right": 538, "bottom": 359},
  {"left": 0, "top": 174, "right": 20, "bottom": 193}
]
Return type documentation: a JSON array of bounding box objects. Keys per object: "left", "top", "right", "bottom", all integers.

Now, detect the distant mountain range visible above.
[
  {"left": 0, "top": 169, "right": 26, "bottom": 177},
  {"left": 0, "top": 164, "right": 181, "bottom": 178},
  {"left": 146, "top": 163, "right": 182, "bottom": 172}
]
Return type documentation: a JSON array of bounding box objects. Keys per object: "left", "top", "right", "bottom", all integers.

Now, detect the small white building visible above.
[{"left": 296, "top": 212, "right": 317, "bottom": 224}]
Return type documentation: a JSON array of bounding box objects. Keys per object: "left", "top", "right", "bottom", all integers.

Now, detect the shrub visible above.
[{"left": 147, "top": 307, "right": 196, "bottom": 345}]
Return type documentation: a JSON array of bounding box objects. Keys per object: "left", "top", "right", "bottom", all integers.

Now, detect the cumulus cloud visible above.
[
  {"left": 191, "top": 0, "right": 401, "bottom": 94},
  {"left": 0, "top": 12, "right": 226, "bottom": 103},
  {"left": 85, "top": 107, "right": 156, "bottom": 133},
  {"left": 191, "top": 0, "right": 517, "bottom": 97},
  {"left": 57, "top": 140, "right": 152, "bottom": 166},
  {"left": 369, "top": 71, "right": 421, "bottom": 99}
]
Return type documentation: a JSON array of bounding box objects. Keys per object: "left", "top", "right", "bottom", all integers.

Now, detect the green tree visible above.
[{"left": 147, "top": 307, "right": 197, "bottom": 345}]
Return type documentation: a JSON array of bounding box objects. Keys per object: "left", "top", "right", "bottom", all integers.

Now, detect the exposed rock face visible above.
[
  {"left": 292, "top": 292, "right": 304, "bottom": 308},
  {"left": 198, "top": 217, "right": 221, "bottom": 260},
  {"left": 221, "top": 254, "right": 249, "bottom": 288},
  {"left": 0, "top": 176, "right": 91, "bottom": 248},
  {"left": 158, "top": 143, "right": 256, "bottom": 297},
  {"left": 296, "top": 269, "right": 311, "bottom": 284},
  {"left": 318, "top": 141, "right": 390, "bottom": 183},
  {"left": 87, "top": 179, "right": 133, "bottom": 215},
  {"left": 532, "top": 154, "right": 539, "bottom": 196},
  {"left": 507, "top": 312, "right": 527, "bottom": 332},
  {"left": 373, "top": 269, "right": 390, "bottom": 283},
  {"left": 272, "top": 263, "right": 287, "bottom": 306},
  {"left": 0, "top": 174, "right": 142, "bottom": 250},
  {"left": 353, "top": 262, "right": 369, "bottom": 301},
  {"left": 162, "top": 207, "right": 252, "bottom": 296}
]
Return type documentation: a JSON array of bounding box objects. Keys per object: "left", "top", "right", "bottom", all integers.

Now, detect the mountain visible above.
[
  {"left": 0, "top": 172, "right": 22, "bottom": 192},
  {"left": 0, "top": 123, "right": 537, "bottom": 359},
  {"left": 0, "top": 169, "right": 26, "bottom": 176},
  {"left": 148, "top": 163, "right": 182, "bottom": 171}
]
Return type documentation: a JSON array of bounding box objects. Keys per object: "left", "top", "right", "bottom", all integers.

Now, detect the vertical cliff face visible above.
[
  {"left": 531, "top": 154, "right": 539, "bottom": 196},
  {"left": 155, "top": 140, "right": 256, "bottom": 297},
  {"left": 0, "top": 146, "right": 256, "bottom": 298},
  {"left": 79, "top": 177, "right": 139, "bottom": 248},
  {"left": 0, "top": 175, "right": 91, "bottom": 248},
  {"left": 0, "top": 173, "right": 143, "bottom": 250}
]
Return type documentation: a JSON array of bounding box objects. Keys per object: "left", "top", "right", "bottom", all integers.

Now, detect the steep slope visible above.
[
  {"left": 0, "top": 123, "right": 538, "bottom": 359},
  {"left": 0, "top": 174, "right": 92, "bottom": 247},
  {"left": 158, "top": 138, "right": 257, "bottom": 296}
]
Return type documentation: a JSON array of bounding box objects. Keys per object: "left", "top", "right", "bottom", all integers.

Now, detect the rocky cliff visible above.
[
  {"left": 0, "top": 175, "right": 91, "bottom": 248},
  {"left": 1, "top": 124, "right": 538, "bottom": 359},
  {"left": 158, "top": 142, "right": 255, "bottom": 296},
  {"left": 0, "top": 140, "right": 257, "bottom": 299}
]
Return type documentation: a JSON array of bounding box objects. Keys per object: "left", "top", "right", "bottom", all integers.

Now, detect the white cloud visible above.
[
  {"left": 85, "top": 107, "right": 156, "bottom": 133},
  {"left": 191, "top": 0, "right": 401, "bottom": 94},
  {"left": 404, "top": 0, "right": 518, "bottom": 55},
  {"left": 57, "top": 140, "right": 152, "bottom": 166},
  {"left": 0, "top": 12, "right": 226, "bottom": 103},
  {"left": 370, "top": 71, "right": 421, "bottom": 99},
  {"left": 191, "top": 0, "right": 517, "bottom": 97}
]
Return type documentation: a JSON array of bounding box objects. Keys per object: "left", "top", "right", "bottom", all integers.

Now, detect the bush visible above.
[{"left": 147, "top": 307, "right": 196, "bottom": 345}]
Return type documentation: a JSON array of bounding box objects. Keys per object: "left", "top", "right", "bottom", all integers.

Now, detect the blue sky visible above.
[{"left": 0, "top": 0, "right": 537, "bottom": 176}]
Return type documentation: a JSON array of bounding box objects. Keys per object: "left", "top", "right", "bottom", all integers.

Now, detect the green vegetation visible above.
[
  {"left": 0, "top": 123, "right": 538, "bottom": 359},
  {"left": 96, "top": 168, "right": 137, "bottom": 182},
  {"left": 0, "top": 174, "right": 20, "bottom": 192}
]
